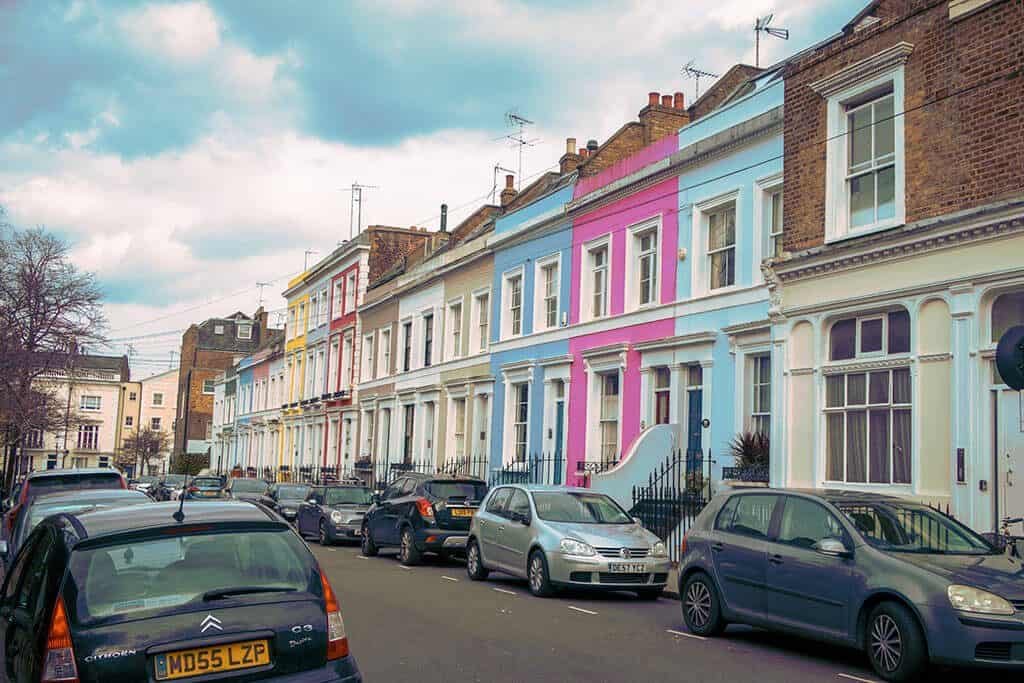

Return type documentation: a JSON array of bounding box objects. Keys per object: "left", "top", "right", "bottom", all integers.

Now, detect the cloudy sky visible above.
[{"left": 0, "top": 0, "right": 863, "bottom": 377}]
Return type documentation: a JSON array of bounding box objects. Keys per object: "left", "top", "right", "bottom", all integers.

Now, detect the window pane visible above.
[
  {"left": 876, "top": 167, "right": 896, "bottom": 221},
  {"left": 874, "top": 97, "right": 895, "bottom": 160},
  {"left": 861, "top": 318, "right": 883, "bottom": 353},
  {"left": 708, "top": 208, "right": 735, "bottom": 250},
  {"left": 729, "top": 495, "right": 778, "bottom": 538},
  {"left": 992, "top": 291, "right": 1024, "bottom": 342},
  {"left": 893, "top": 368, "right": 911, "bottom": 404},
  {"left": 893, "top": 409, "right": 912, "bottom": 484},
  {"left": 778, "top": 497, "right": 845, "bottom": 548},
  {"left": 847, "top": 373, "right": 866, "bottom": 405},
  {"left": 869, "top": 371, "right": 889, "bottom": 404},
  {"left": 826, "top": 376, "right": 845, "bottom": 408},
  {"left": 888, "top": 310, "right": 911, "bottom": 353},
  {"left": 869, "top": 409, "right": 891, "bottom": 483},
  {"left": 710, "top": 248, "right": 735, "bottom": 289},
  {"left": 830, "top": 318, "right": 856, "bottom": 360},
  {"left": 654, "top": 367, "right": 670, "bottom": 389},
  {"left": 688, "top": 365, "right": 703, "bottom": 387},
  {"left": 846, "top": 410, "right": 867, "bottom": 482},
  {"left": 827, "top": 413, "right": 845, "bottom": 480},
  {"left": 849, "top": 173, "right": 875, "bottom": 228},
  {"left": 849, "top": 107, "right": 873, "bottom": 170}
]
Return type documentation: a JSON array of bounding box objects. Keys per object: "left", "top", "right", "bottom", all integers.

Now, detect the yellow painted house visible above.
[{"left": 281, "top": 271, "right": 310, "bottom": 471}]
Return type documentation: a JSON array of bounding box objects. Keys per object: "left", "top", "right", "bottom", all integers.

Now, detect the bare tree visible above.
[
  {"left": 170, "top": 451, "right": 209, "bottom": 477},
  {"left": 119, "top": 426, "right": 171, "bottom": 476},
  {"left": 0, "top": 212, "right": 106, "bottom": 492}
]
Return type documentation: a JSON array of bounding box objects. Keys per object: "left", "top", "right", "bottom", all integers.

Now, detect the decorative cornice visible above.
[
  {"left": 500, "top": 359, "right": 537, "bottom": 373},
  {"left": 918, "top": 352, "right": 953, "bottom": 363},
  {"left": 808, "top": 42, "right": 915, "bottom": 97},
  {"left": 721, "top": 319, "right": 772, "bottom": 337},
  {"left": 538, "top": 354, "right": 574, "bottom": 368},
  {"left": 790, "top": 367, "right": 816, "bottom": 376},
  {"left": 633, "top": 332, "right": 717, "bottom": 352},
  {"left": 581, "top": 342, "right": 632, "bottom": 360},
  {"left": 821, "top": 357, "right": 912, "bottom": 375}
]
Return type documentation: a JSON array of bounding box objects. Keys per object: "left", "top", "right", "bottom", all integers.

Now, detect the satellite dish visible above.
[{"left": 996, "top": 325, "right": 1024, "bottom": 391}]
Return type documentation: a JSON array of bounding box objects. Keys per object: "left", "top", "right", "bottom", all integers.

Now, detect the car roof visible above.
[
  {"left": 722, "top": 487, "right": 912, "bottom": 504},
  {"left": 26, "top": 468, "right": 122, "bottom": 480},
  {"left": 64, "top": 501, "right": 276, "bottom": 539},
  {"left": 404, "top": 472, "right": 485, "bottom": 482},
  {"left": 495, "top": 484, "right": 595, "bottom": 494},
  {"left": 28, "top": 489, "right": 149, "bottom": 506}
]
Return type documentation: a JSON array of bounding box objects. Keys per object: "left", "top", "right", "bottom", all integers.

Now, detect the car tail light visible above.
[
  {"left": 319, "top": 569, "right": 349, "bottom": 660},
  {"left": 679, "top": 533, "right": 688, "bottom": 556},
  {"left": 415, "top": 498, "right": 436, "bottom": 524},
  {"left": 42, "top": 596, "right": 79, "bottom": 683},
  {"left": 188, "top": 486, "right": 199, "bottom": 494},
  {"left": 119, "top": 476, "right": 127, "bottom": 489}
]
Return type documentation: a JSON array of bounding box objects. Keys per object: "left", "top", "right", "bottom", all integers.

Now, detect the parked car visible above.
[
  {"left": 296, "top": 484, "right": 374, "bottom": 545},
  {"left": 2, "top": 467, "right": 125, "bottom": 535},
  {"left": 227, "top": 477, "right": 270, "bottom": 503},
  {"left": 678, "top": 489, "right": 1024, "bottom": 681},
  {"left": 1, "top": 488, "right": 152, "bottom": 575},
  {"left": 129, "top": 475, "right": 160, "bottom": 494},
  {"left": 261, "top": 483, "right": 312, "bottom": 524},
  {"left": 0, "top": 501, "right": 361, "bottom": 682},
  {"left": 184, "top": 475, "right": 229, "bottom": 499},
  {"left": 466, "top": 485, "right": 670, "bottom": 598},
  {"left": 361, "top": 473, "right": 487, "bottom": 565},
  {"left": 150, "top": 473, "right": 187, "bottom": 501}
]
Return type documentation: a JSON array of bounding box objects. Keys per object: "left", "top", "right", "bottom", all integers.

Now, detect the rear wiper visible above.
[{"left": 202, "top": 586, "right": 297, "bottom": 601}]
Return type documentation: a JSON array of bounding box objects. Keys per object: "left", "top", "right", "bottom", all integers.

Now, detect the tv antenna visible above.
[
  {"left": 754, "top": 14, "right": 789, "bottom": 68},
  {"left": 682, "top": 61, "right": 719, "bottom": 100},
  {"left": 303, "top": 249, "right": 319, "bottom": 271},
  {"left": 256, "top": 281, "right": 272, "bottom": 307},
  {"left": 340, "top": 182, "right": 379, "bottom": 242},
  {"left": 504, "top": 111, "right": 539, "bottom": 190},
  {"left": 492, "top": 164, "right": 516, "bottom": 203}
]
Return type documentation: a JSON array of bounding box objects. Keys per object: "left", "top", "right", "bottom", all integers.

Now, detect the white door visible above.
[{"left": 997, "top": 389, "right": 1024, "bottom": 522}]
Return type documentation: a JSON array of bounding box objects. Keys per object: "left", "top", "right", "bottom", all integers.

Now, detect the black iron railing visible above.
[{"left": 630, "top": 449, "right": 710, "bottom": 564}]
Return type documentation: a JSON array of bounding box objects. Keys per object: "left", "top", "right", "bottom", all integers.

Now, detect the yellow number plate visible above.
[
  {"left": 450, "top": 508, "right": 475, "bottom": 517},
  {"left": 154, "top": 640, "right": 270, "bottom": 680}
]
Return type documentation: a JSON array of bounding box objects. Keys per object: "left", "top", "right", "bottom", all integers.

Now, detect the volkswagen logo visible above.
[
  {"left": 619, "top": 548, "right": 632, "bottom": 559},
  {"left": 200, "top": 614, "right": 223, "bottom": 633}
]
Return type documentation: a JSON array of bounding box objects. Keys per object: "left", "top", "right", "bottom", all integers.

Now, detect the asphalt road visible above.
[{"left": 314, "top": 544, "right": 975, "bottom": 683}]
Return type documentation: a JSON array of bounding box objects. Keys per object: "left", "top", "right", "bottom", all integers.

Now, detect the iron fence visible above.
[
  {"left": 721, "top": 465, "right": 770, "bottom": 483},
  {"left": 630, "top": 449, "right": 710, "bottom": 564}
]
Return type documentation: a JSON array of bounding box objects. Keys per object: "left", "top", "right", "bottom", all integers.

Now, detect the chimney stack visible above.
[
  {"left": 565, "top": 137, "right": 576, "bottom": 154},
  {"left": 500, "top": 174, "right": 518, "bottom": 207},
  {"left": 440, "top": 203, "right": 448, "bottom": 232},
  {"left": 560, "top": 137, "right": 583, "bottom": 174}
]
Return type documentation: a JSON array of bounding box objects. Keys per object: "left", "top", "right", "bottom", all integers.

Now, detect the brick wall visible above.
[
  {"left": 687, "top": 65, "right": 763, "bottom": 122},
  {"left": 782, "top": 0, "right": 1024, "bottom": 252},
  {"left": 367, "top": 227, "right": 431, "bottom": 282}
]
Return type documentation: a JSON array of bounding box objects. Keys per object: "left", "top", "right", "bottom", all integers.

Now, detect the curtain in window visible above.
[
  {"left": 826, "top": 413, "right": 845, "bottom": 481},
  {"left": 893, "top": 409, "right": 912, "bottom": 484},
  {"left": 845, "top": 410, "right": 867, "bottom": 482},
  {"left": 868, "top": 409, "right": 890, "bottom": 483}
]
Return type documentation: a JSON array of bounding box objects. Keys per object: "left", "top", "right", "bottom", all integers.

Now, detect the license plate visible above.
[
  {"left": 607, "top": 563, "right": 646, "bottom": 573},
  {"left": 154, "top": 639, "right": 270, "bottom": 680},
  {"left": 450, "top": 508, "right": 475, "bottom": 517}
]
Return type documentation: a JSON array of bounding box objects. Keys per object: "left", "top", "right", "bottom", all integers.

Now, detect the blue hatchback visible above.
[{"left": 679, "top": 489, "right": 1024, "bottom": 681}]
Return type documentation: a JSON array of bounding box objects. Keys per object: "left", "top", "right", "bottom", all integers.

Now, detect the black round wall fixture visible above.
[{"left": 995, "top": 325, "right": 1024, "bottom": 391}]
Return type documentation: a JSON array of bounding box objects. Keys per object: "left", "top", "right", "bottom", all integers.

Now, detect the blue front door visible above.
[{"left": 554, "top": 401, "right": 565, "bottom": 485}]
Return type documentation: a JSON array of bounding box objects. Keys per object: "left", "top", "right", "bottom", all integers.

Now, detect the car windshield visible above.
[
  {"left": 836, "top": 501, "right": 995, "bottom": 555},
  {"left": 532, "top": 492, "right": 632, "bottom": 524},
  {"left": 230, "top": 479, "right": 267, "bottom": 493},
  {"left": 425, "top": 481, "right": 487, "bottom": 502},
  {"left": 163, "top": 475, "right": 186, "bottom": 487},
  {"left": 21, "top": 496, "right": 151, "bottom": 546},
  {"left": 136, "top": 476, "right": 158, "bottom": 484},
  {"left": 192, "top": 477, "right": 222, "bottom": 488},
  {"left": 27, "top": 473, "right": 122, "bottom": 497},
  {"left": 324, "top": 487, "right": 372, "bottom": 505},
  {"left": 276, "top": 485, "right": 309, "bottom": 501},
  {"left": 67, "top": 529, "right": 316, "bottom": 624}
]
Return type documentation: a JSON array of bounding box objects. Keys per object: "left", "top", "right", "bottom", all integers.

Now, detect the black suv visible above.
[
  {"left": 296, "top": 484, "right": 374, "bottom": 545},
  {"left": 360, "top": 473, "right": 487, "bottom": 565}
]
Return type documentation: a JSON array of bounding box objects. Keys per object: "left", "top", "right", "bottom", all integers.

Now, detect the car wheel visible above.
[
  {"left": 466, "top": 539, "right": 490, "bottom": 581},
  {"left": 866, "top": 602, "right": 927, "bottom": 682},
  {"left": 636, "top": 587, "right": 663, "bottom": 601},
  {"left": 360, "top": 524, "right": 379, "bottom": 557},
  {"left": 318, "top": 521, "right": 332, "bottom": 546},
  {"left": 527, "top": 549, "right": 555, "bottom": 597},
  {"left": 681, "top": 573, "right": 725, "bottom": 636},
  {"left": 399, "top": 528, "right": 421, "bottom": 566}
]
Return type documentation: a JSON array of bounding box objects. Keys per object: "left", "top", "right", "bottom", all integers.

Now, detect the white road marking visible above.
[
  {"left": 568, "top": 606, "right": 598, "bottom": 615},
  {"left": 837, "top": 674, "right": 877, "bottom": 683},
  {"left": 666, "top": 629, "right": 706, "bottom": 641},
  {"left": 399, "top": 565, "right": 412, "bottom": 570},
  {"left": 355, "top": 555, "right": 368, "bottom": 560},
  {"left": 493, "top": 588, "right": 517, "bottom": 595},
  {"left": 442, "top": 575, "right": 459, "bottom": 582}
]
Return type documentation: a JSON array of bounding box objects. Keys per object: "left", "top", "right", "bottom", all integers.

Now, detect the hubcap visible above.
[
  {"left": 468, "top": 545, "right": 478, "bottom": 573},
  {"left": 530, "top": 557, "right": 543, "bottom": 591},
  {"left": 402, "top": 532, "right": 410, "bottom": 560},
  {"left": 685, "top": 581, "right": 712, "bottom": 629},
  {"left": 870, "top": 614, "right": 902, "bottom": 673},
  {"left": 320, "top": 524, "right": 326, "bottom": 542}
]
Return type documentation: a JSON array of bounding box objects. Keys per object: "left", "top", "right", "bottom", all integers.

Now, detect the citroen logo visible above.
[
  {"left": 200, "top": 615, "right": 223, "bottom": 633},
  {"left": 619, "top": 548, "right": 632, "bottom": 559}
]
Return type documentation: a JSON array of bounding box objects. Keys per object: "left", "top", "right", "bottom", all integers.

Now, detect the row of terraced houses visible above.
[{"left": 203, "top": 0, "right": 1024, "bottom": 535}]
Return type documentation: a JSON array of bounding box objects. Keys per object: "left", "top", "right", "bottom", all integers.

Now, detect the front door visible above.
[
  {"left": 554, "top": 401, "right": 565, "bottom": 486},
  {"left": 997, "top": 389, "right": 1024, "bottom": 522}
]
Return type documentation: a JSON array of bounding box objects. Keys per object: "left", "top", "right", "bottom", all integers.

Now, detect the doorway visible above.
[{"left": 996, "top": 388, "right": 1024, "bottom": 523}]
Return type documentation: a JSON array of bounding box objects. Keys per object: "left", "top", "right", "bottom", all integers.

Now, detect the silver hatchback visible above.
[{"left": 466, "top": 485, "right": 671, "bottom": 598}]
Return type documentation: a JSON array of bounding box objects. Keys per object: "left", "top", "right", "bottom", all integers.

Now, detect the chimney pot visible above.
[
  {"left": 578, "top": 147, "right": 587, "bottom": 156},
  {"left": 662, "top": 94, "right": 673, "bottom": 107},
  {"left": 505, "top": 174, "right": 514, "bottom": 189},
  {"left": 648, "top": 91, "right": 660, "bottom": 106},
  {"left": 674, "top": 91, "right": 685, "bottom": 109},
  {"left": 440, "top": 203, "right": 448, "bottom": 232},
  {"left": 586, "top": 139, "right": 598, "bottom": 153},
  {"left": 565, "top": 137, "right": 576, "bottom": 155}
]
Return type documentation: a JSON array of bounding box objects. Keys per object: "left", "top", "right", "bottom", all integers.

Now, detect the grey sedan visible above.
[
  {"left": 466, "top": 485, "right": 671, "bottom": 598},
  {"left": 679, "top": 488, "right": 1024, "bottom": 681}
]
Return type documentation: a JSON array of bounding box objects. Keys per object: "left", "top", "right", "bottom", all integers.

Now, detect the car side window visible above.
[
  {"left": 383, "top": 480, "right": 405, "bottom": 500},
  {"left": 307, "top": 487, "right": 323, "bottom": 503},
  {"left": 507, "top": 490, "right": 531, "bottom": 519},
  {"left": 721, "top": 495, "right": 778, "bottom": 539},
  {"left": 2, "top": 534, "right": 38, "bottom": 606},
  {"left": 17, "top": 530, "right": 54, "bottom": 612},
  {"left": 486, "top": 488, "right": 512, "bottom": 516},
  {"left": 776, "top": 497, "right": 846, "bottom": 549},
  {"left": 401, "top": 479, "right": 419, "bottom": 496},
  {"left": 714, "top": 496, "right": 740, "bottom": 531}
]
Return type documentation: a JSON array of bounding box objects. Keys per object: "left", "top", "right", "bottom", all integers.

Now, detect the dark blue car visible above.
[
  {"left": 0, "top": 501, "right": 361, "bottom": 682},
  {"left": 679, "top": 489, "right": 1024, "bottom": 681}
]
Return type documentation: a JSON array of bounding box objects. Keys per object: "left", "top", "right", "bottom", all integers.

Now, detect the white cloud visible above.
[{"left": 119, "top": 1, "right": 222, "bottom": 64}]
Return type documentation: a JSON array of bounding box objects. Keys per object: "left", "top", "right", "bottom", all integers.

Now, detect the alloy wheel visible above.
[
  {"left": 401, "top": 531, "right": 411, "bottom": 562},
  {"left": 685, "top": 580, "right": 712, "bottom": 629},
  {"left": 468, "top": 544, "right": 479, "bottom": 574},
  {"left": 529, "top": 556, "right": 543, "bottom": 592},
  {"left": 870, "top": 614, "right": 902, "bottom": 673},
  {"left": 319, "top": 522, "right": 327, "bottom": 545}
]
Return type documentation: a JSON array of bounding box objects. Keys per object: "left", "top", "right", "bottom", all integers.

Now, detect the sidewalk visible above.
[{"left": 664, "top": 566, "right": 681, "bottom": 599}]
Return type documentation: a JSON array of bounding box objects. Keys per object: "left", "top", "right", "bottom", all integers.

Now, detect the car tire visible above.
[
  {"left": 319, "top": 521, "right": 332, "bottom": 546},
  {"left": 466, "top": 539, "right": 490, "bottom": 581},
  {"left": 360, "top": 524, "right": 379, "bottom": 557},
  {"left": 527, "top": 549, "right": 555, "bottom": 597},
  {"left": 399, "top": 527, "right": 422, "bottom": 566},
  {"left": 866, "top": 602, "right": 927, "bottom": 682},
  {"left": 636, "top": 587, "right": 664, "bottom": 601},
  {"left": 681, "top": 572, "right": 726, "bottom": 636}
]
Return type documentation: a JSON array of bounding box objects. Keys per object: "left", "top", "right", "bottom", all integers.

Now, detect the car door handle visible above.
[
  {"left": 711, "top": 542, "right": 724, "bottom": 553},
  {"left": 768, "top": 554, "right": 784, "bottom": 565}
]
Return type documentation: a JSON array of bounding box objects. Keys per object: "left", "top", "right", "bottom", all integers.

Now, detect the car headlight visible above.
[
  {"left": 560, "top": 538, "right": 597, "bottom": 557},
  {"left": 651, "top": 541, "right": 667, "bottom": 558},
  {"left": 948, "top": 584, "right": 1015, "bottom": 615},
  {"left": 331, "top": 510, "right": 343, "bottom": 524}
]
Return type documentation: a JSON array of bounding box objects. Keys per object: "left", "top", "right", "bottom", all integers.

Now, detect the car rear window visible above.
[
  {"left": 67, "top": 529, "right": 316, "bottom": 625},
  {"left": 22, "top": 496, "right": 150, "bottom": 545},
  {"left": 324, "top": 488, "right": 372, "bottom": 505},
  {"left": 425, "top": 481, "right": 487, "bottom": 502},
  {"left": 276, "top": 485, "right": 310, "bottom": 500},
  {"left": 192, "top": 477, "right": 222, "bottom": 487},
  {"left": 28, "top": 474, "right": 121, "bottom": 496},
  {"left": 230, "top": 479, "right": 267, "bottom": 493}
]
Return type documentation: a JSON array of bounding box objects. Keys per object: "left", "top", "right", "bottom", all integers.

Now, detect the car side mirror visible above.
[
  {"left": 371, "top": 493, "right": 382, "bottom": 505},
  {"left": 632, "top": 517, "right": 643, "bottom": 526},
  {"left": 814, "top": 538, "right": 851, "bottom": 558}
]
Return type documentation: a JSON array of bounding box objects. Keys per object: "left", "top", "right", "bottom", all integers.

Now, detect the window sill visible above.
[
  {"left": 820, "top": 481, "right": 913, "bottom": 494},
  {"left": 825, "top": 218, "right": 904, "bottom": 245}
]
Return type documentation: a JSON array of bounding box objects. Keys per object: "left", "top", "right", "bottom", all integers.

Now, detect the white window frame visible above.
[
  {"left": 79, "top": 395, "right": 102, "bottom": 412},
  {"left": 151, "top": 416, "right": 162, "bottom": 431},
  {"left": 319, "top": 288, "right": 329, "bottom": 326},
  {"left": 333, "top": 280, "right": 344, "bottom": 319},
  {"left": 363, "top": 333, "right": 375, "bottom": 381},
  {"left": 510, "top": 382, "right": 530, "bottom": 463},
  {"left": 299, "top": 302, "right": 307, "bottom": 334},
  {"left": 328, "top": 338, "right": 340, "bottom": 393},
  {"left": 345, "top": 272, "right": 357, "bottom": 314},
  {"left": 77, "top": 424, "right": 99, "bottom": 450},
  {"left": 748, "top": 354, "right": 771, "bottom": 437},
  {"left": 214, "top": 324, "right": 225, "bottom": 335},
  {"left": 341, "top": 332, "right": 353, "bottom": 391},
  {"left": 447, "top": 298, "right": 464, "bottom": 360},
  {"left": 501, "top": 267, "right": 525, "bottom": 340},
  {"left": 753, "top": 173, "right": 784, "bottom": 283},
  {"left": 533, "top": 253, "right": 561, "bottom": 333},
  {"left": 624, "top": 216, "right": 662, "bottom": 312},
  {"left": 470, "top": 288, "right": 491, "bottom": 352},
  {"left": 151, "top": 392, "right": 164, "bottom": 407},
  {"left": 202, "top": 378, "right": 216, "bottom": 395},
  {"left": 422, "top": 311, "right": 435, "bottom": 367},
  {"left": 597, "top": 372, "right": 621, "bottom": 464},
  {"left": 822, "top": 64, "right": 906, "bottom": 242},
  {"left": 580, "top": 236, "right": 612, "bottom": 322},
  {"left": 691, "top": 189, "right": 740, "bottom": 297},
  {"left": 378, "top": 326, "right": 392, "bottom": 377}
]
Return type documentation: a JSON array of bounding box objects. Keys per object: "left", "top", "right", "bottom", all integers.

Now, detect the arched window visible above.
[
  {"left": 992, "top": 290, "right": 1024, "bottom": 343},
  {"left": 829, "top": 309, "right": 910, "bottom": 361}
]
